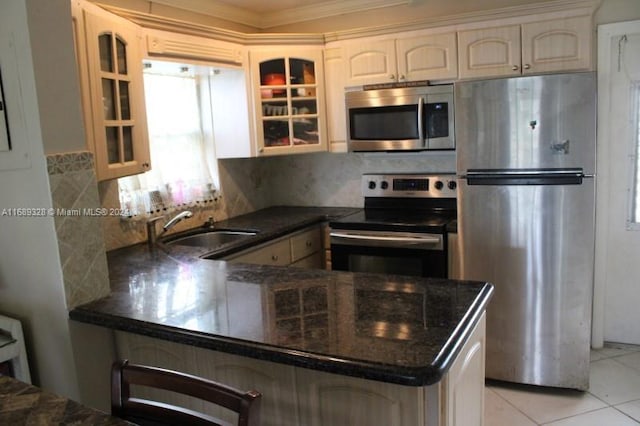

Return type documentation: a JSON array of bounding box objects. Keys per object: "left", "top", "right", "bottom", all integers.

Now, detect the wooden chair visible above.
[{"left": 111, "top": 360, "right": 261, "bottom": 426}]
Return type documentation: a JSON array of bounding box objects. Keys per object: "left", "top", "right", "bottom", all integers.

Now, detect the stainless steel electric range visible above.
[{"left": 329, "top": 173, "right": 457, "bottom": 278}]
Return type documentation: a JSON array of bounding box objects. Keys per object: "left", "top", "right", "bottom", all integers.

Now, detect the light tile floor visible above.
[{"left": 485, "top": 343, "right": 640, "bottom": 425}]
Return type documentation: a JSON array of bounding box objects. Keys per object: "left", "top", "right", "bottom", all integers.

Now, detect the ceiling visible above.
[{"left": 148, "top": 0, "right": 417, "bottom": 29}]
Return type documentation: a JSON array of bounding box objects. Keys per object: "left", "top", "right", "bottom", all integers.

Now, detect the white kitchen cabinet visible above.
[
  {"left": 458, "top": 15, "right": 592, "bottom": 79},
  {"left": 115, "top": 332, "right": 299, "bottom": 426},
  {"left": 225, "top": 225, "right": 323, "bottom": 269},
  {"left": 250, "top": 48, "right": 328, "bottom": 156},
  {"left": 442, "top": 314, "right": 486, "bottom": 426},
  {"left": 343, "top": 32, "right": 458, "bottom": 86},
  {"left": 521, "top": 16, "right": 592, "bottom": 74},
  {"left": 72, "top": 0, "right": 150, "bottom": 181},
  {"left": 323, "top": 47, "right": 347, "bottom": 153},
  {"left": 112, "top": 306, "right": 487, "bottom": 426},
  {"left": 296, "top": 370, "right": 422, "bottom": 426}
]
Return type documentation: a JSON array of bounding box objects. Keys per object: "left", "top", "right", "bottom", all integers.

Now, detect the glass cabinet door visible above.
[
  {"left": 99, "top": 33, "right": 135, "bottom": 165},
  {"left": 84, "top": 8, "right": 150, "bottom": 180},
  {"left": 256, "top": 52, "right": 325, "bottom": 153}
]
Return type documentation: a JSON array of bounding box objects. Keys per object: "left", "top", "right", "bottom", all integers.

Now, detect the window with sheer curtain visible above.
[{"left": 118, "top": 64, "right": 217, "bottom": 218}]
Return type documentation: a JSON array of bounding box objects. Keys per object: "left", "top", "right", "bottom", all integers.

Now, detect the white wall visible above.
[{"left": 0, "top": 0, "right": 80, "bottom": 398}]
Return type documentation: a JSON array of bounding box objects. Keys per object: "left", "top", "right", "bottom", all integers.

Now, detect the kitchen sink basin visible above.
[{"left": 162, "top": 229, "right": 257, "bottom": 249}]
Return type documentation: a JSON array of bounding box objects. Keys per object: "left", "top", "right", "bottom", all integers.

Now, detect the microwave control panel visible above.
[{"left": 362, "top": 174, "right": 457, "bottom": 198}]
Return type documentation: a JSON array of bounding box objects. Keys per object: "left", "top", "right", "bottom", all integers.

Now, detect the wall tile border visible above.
[{"left": 47, "top": 151, "right": 94, "bottom": 175}]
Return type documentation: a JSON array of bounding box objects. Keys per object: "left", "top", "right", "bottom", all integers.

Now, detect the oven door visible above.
[{"left": 330, "top": 229, "right": 447, "bottom": 278}]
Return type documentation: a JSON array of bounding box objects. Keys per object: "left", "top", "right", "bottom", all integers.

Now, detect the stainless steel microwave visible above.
[{"left": 345, "top": 84, "right": 455, "bottom": 152}]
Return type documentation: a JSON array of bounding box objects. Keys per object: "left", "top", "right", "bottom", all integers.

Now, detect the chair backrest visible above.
[{"left": 111, "top": 360, "right": 261, "bottom": 426}]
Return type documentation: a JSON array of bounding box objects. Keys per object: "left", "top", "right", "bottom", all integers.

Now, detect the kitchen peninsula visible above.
[{"left": 70, "top": 207, "right": 493, "bottom": 426}]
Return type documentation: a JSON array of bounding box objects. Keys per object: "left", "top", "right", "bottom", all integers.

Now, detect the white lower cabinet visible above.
[
  {"left": 295, "top": 371, "right": 423, "bottom": 426},
  {"left": 113, "top": 312, "right": 486, "bottom": 426},
  {"left": 225, "top": 225, "right": 323, "bottom": 269}
]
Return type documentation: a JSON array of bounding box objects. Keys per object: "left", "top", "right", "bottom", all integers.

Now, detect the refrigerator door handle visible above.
[{"left": 464, "top": 170, "right": 585, "bottom": 186}]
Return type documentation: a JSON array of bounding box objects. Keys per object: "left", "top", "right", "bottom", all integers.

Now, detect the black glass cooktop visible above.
[{"left": 329, "top": 209, "right": 454, "bottom": 233}]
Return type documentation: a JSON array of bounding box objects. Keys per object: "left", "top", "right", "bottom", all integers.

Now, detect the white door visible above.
[{"left": 594, "top": 20, "right": 640, "bottom": 345}]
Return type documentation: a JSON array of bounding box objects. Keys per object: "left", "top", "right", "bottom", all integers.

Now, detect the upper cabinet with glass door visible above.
[
  {"left": 73, "top": 1, "right": 150, "bottom": 180},
  {"left": 250, "top": 49, "right": 327, "bottom": 156}
]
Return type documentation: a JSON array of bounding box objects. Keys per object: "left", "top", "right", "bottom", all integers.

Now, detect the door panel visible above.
[
  {"left": 455, "top": 73, "right": 596, "bottom": 173},
  {"left": 595, "top": 22, "right": 640, "bottom": 344},
  {"left": 458, "top": 178, "right": 595, "bottom": 389}
]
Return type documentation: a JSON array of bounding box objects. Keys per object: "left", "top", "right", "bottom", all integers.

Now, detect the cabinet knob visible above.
[
  {"left": 512, "top": 65, "right": 519, "bottom": 71},
  {"left": 389, "top": 74, "right": 395, "bottom": 81},
  {"left": 523, "top": 64, "right": 531, "bottom": 70},
  {"left": 399, "top": 75, "right": 406, "bottom": 81},
  {"left": 306, "top": 241, "right": 313, "bottom": 247},
  {"left": 142, "top": 162, "right": 150, "bottom": 168},
  {"left": 271, "top": 255, "right": 278, "bottom": 261}
]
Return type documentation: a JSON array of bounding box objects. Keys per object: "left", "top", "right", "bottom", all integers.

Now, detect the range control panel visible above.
[{"left": 362, "top": 174, "right": 457, "bottom": 198}]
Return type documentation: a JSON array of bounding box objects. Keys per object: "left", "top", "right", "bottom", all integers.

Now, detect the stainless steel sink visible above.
[{"left": 162, "top": 229, "right": 257, "bottom": 249}]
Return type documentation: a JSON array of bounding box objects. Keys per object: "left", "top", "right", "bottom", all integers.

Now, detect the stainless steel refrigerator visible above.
[{"left": 455, "top": 72, "right": 596, "bottom": 390}]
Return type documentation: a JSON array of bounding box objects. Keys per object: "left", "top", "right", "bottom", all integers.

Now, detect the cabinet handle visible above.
[
  {"left": 142, "top": 162, "right": 150, "bottom": 168},
  {"left": 389, "top": 74, "right": 395, "bottom": 81},
  {"left": 399, "top": 75, "right": 406, "bottom": 81},
  {"left": 523, "top": 64, "right": 531, "bottom": 70},
  {"left": 512, "top": 65, "right": 519, "bottom": 71},
  {"left": 306, "top": 241, "right": 313, "bottom": 247},
  {"left": 271, "top": 255, "right": 278, "bottom": 261}
]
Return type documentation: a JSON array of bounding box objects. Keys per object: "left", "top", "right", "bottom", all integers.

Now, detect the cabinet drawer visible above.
[
  {"left": 228, "top": 238, "right": 290, "bottom": 266},
  {"left": 290, "top": 228, "right": 321, "bottom": 263},
  {"left": 290, "top": 252, "right": 322, "bottom": 269}
]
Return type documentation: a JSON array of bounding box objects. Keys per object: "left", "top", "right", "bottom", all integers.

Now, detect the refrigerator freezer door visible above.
[
  {"left": 457, "top": 177, "right": 595, "bottom": 389},
  {"left": 455, "top": 72, "right": 596, "bottom": 174}
]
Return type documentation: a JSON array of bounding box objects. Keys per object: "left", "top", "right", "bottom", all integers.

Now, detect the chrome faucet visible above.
[{"left": 147, "top": 210, "right": 193, "bottom": 247}]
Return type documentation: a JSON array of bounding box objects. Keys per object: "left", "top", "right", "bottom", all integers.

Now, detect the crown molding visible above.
[
  {"left": 324, "top": 0, "right": 602, "bottom": 41},
  {"left": 97, "top": 4, "right": 326, "bottom": 45},
  {"left": 148, "top": 0, "right": 411, "bottom": 30},
  {"left": 259, "top": 0, "right": 409, "bottom": 29},
  {"left": 150, "top": 0, "right": 262, "bottom": 28},
  {"left": 97, "top": 0, "right": 601, "bottom": 46}
]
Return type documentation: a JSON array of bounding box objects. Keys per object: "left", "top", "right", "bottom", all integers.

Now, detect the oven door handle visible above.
[{"left": 330, "top": 232, "right": 442, "bottom": 248}]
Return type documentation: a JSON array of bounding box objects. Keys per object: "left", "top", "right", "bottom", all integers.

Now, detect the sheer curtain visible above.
[{"left": 119, "top": 70, "right": 217, "bottom": 218}]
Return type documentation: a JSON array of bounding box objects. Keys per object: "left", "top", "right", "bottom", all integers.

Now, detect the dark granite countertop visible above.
[
  {"left": 0, "top": 376, "right": 131, "bottom": 425},
  {"left": 158, "top": 206, "right": 363, "bottom": 260},
  {"left": 70, "top": 206, "right": 492, "bottom": 387}
]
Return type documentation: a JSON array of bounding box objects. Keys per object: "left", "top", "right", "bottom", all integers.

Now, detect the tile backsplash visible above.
[
  {"left": 99, "top": 151, "right": 456, "bottom": 250},
  {"left": 46, "top": 151, "right": 110, "bottom": 309},
  {"left": 45, "top": 149, "right": 456, "bottom": 305}
]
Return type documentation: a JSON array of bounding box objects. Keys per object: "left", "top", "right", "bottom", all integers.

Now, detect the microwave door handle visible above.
[{"left": 417, "top": 96, "right": 424, "bottom": 145}]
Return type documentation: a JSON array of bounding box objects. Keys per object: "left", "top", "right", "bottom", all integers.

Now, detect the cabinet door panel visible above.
[
  {"left": 252, "top": 49, "right": 327, "bottom": 156},
  {"left": 296, "top": 370, "right": 422, "bottom": 426},
  {"left": 290, "top": 227, "right": 321, "bottom": 263},
  {"left": 227, "top": 238, "right": 291, "bottom": 266},
  {"left": 458, "top": 25, "right": 522, "bottom": 79},
  {"left": 344, "top": 39, "right": 397, "bottom": 86},
  {"left": 84, "top": 8, "right": 150, "bottom": 180},
  {"left": 521, "top": 16, "right": 592, "bottom": 74},
  {"left": 323, "top": 47, "right": 347, "bottom": 151},
  {"left": 396, "top": 33, "right": 458, "bottom": 81}
]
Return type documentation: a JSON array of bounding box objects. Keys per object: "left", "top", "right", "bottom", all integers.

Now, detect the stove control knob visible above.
[
  {"left": 380, "top": 181, "right": 389, "bottom": 190},
  {"left": 434, "top": 180, "right": 444, "bottom": 190},
  {"left": 368, "top": 181, "right": 376, "bottom": 190},
  {"left": 448, "top": 180, "right": 457, "bottom": 190}
]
